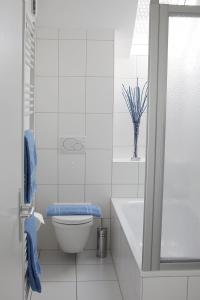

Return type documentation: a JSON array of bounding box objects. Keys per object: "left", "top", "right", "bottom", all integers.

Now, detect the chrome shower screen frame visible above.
[{"left": 142, "top": 0, "right": 200, "bottom": 271}]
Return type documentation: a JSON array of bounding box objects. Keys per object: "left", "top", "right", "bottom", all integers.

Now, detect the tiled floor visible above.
[{"left": 31, "top": 250, "right": 122, "bottom": 300}]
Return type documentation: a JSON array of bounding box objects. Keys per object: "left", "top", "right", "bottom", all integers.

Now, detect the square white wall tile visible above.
[
  {"left": 31, "top": 282, "right": 76, "bottom": 300},
  {"left": 86, "top": 218, "right": 110, "bottom": 250},
  {"left": 112, "top": 184, "right": 138, "bottom": 198},
  {"left": 139, "top": 161, "right": 145, "bottom": 184},
  {"left": 36, "top": 40, "right": 58, "bottom": 76},
  {"left": 86, "top": 150, "right": 112, "bottom": 184},
  {"left": 113, "top": 146, "right": 133, "bottom": 161},
  {"left": 136, "top": 55, "right": 148, "bottom": 79},
  {"left": 85, "top": 185, "right": 111, "bottom": 218},
  {"left": 59, "top": 29, "right": 86, "bottom": 40},
  {"left": 77, "top": 281, "right": 122, "bottom": 300},
  {"left": 86, "top": 114, "right": 113, "bottom": 149},
  {"left": 59, "top": 40, "right": 86, "bottom": 76},
  {"left": 35, "top": 77, "right": 58, "bottom": 112},
  {"left": 112, "top": 162, "right": 139, "bottom": 185},
  {"left": 113, "top": 113, "right": 133, "bottom": 146},
  {"left": 36, "top": 113, "right": 58, "bottom": 148},
  {"left": 59, "top": 77, "right": 85, "bottom": 113},
  {"left": 115, "top": 56, "right": 137, "bottom": 78},
  {"left": 37, "top": 150, "right": 58, "bottom": 184},
  {"left": 86, "top": 77, "right": 114, "bottom": 113},
  {"left": 87, "top": 29, "right": 114, "bottom": 41},
  {"left": 36, "top": 185, "right": 58, "bottom": 216},
  {"left": 38, "top": 219, "right": 58, "bottom": 250},
  {"left": 138, "top": 185, "right": 145, "bottom": 198},
  {"left": 188, "top": 277, "right": 200, "bottom": 300},
  {"left": 59, "top": 185, "right": 85, "bottom": 202},
  {"left": 59, "top": 154, "right": 85, "bottom": 184},
  {"left": 87, "top": 41, "right": 114, "bottom": 76},
  {"left": 59, "top": 113, "right": 85, "bottom": 137},
  {"left": 36, "top": 27, "right": 59, "bottom": 39},
  {"left": 142, "top": 277, "right": 187, "bottom": 300}
]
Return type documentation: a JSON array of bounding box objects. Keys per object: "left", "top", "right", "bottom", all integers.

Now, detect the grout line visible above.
[
  {"left": 75, "top": 254, "right": 78, "bottom": 300},
  {"left": 37, "top": 147, "right": 113, "bottom": 151},
  {"left": 35, "top": 111, "right": 114, "bottom": 115},
  {"left": 110, "top": 253, "right": 125, "bottom": 300},
  {"left": 36, "top": 74, "right": 146, "bottom": 80},
  {"left": 40, "top": 279, "right": 119, "bottom": 283},
  {"left": 41, "top": 280, "right": 76, "bottom": 283},
  {"left": 110, "top": 38, "right": 115, "bottom": 223},
  {"left": 37, "top": 183, "right": 115, "bottom": 186},
  {"left": 40, "top": 262, "right": 112, "bottom": 265},
  {"left": 137, "top": 162, "right": 140, "bottom": 198},
  {"left": 37, "top": 38, "right": 114, "bottom": 42},
  {"left": 84, "top": 38, "right": 87, "bottom": 204},
  {"left": 41, "top": 264, "right": 75, "bottom": 266},
  {"left": 36, "top": 75, "right": 114, "bottom": 78},
  {"left": 57, "top": 36, "right": 60, "bottom": 207},
  {"left": 186, "top": 277, "right": 189, "bottom": 300},
  {"left": 75, "top": 280, "right": 119, "bottom": 282}
]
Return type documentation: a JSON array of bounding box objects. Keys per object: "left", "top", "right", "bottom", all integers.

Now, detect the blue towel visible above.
[
  {"left": 25, "top": 216, "right": 41, "bottom": 293},
  {"left": 24, "top": 130, "right": 37, "bottom": 203},
  {"left": 46, "top": 204, "right": 102, "bottom": 218}
]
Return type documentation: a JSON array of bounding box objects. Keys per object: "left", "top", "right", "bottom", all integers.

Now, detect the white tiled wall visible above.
[
  {"left": 142, "top": 277, "right": 188, "bottom": 300},
  {"left": 112, "top": 49, "right": 148, "bottom": 198},
  {"left": 113, "top": 55, "right": 148, "bottom": 161},
  {"left": 112, "top": 160, "right": 145, "bottom": 198},
  {"left": 35, "top": 28, "right": 114, "bottom": 250}
]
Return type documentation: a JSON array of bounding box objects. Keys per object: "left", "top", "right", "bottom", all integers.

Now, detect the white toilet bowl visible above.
[{"left": 52, "top": 215, "right": 93, "bottom": 253}]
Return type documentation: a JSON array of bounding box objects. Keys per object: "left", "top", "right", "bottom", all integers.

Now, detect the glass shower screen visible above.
[{"left": 161, "top": 16, "right": 200, "bottom": 262}]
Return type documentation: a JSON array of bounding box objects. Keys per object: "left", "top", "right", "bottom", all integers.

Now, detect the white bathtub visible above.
[
  {"left": 111, "top": 197, "right": 200, "bottom": 268},
  {"left": 111, "top": 198, "right": 144, "bottom": 267},
  {"left": 111, "top": 198, "right": 200, "bottom": 300}
]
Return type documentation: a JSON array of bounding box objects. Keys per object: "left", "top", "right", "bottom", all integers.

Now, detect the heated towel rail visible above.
[{"left": 22, "top": 1, "right": 36, "bottom": 299}]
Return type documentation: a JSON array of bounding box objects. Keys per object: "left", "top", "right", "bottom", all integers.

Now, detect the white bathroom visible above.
[{"left": 1, "top": 0, "right": 200, "bottom": 299}]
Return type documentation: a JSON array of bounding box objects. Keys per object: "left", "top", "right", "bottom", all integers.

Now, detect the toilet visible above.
[{"left": 52, "top": 214, "right": 93, "bottom": 253}]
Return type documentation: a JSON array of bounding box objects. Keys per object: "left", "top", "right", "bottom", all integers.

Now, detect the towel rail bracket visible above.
[{"left": 20, "top": 203, "right": 35, "bottom": 219}]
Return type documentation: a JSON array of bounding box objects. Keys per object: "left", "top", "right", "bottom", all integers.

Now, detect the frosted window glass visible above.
[{"left": 161, "top": 17, "right": 200, "bottom": 261}]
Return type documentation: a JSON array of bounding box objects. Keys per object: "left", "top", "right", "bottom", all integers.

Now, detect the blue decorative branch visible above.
[{"left": 122, "top": 78, "right": 148, "bottom": 159}]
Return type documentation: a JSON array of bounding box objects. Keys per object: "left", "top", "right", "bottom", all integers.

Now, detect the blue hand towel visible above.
[
  {"left": 46, "top": 204, "right": 102, "bottom": 218},
  {"left": 24, "top": 130, "right": 37, "bottom": 203},
  {"left": 24, "top": 216, "right": 41, "bottom": 293}
]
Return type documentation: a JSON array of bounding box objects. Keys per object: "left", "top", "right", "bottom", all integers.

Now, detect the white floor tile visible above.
[
  {"left": 77, "top": 264, "right": 117, "bottom": 281},
  {"left": 77, "top": 250, "right": 112, "bottom": 265},
  {"left": 41, "top": 264, "right": 76, "bottom": 282},
  {"left": 31, "top": 282, "right": 76, "bottom": 300},
  {"left": 77, "top": 281, "right": 122, "bottom": 300},
  {"left": 40, "top": 250, "right": 75, "bottom": 265}
]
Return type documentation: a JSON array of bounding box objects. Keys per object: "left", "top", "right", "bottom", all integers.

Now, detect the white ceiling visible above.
[{"left": 37, "top": 0, "right": 138, "bottom": 55}]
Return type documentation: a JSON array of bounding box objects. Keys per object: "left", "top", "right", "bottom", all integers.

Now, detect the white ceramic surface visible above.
[{"left": 52, "top": 216, "right": 93, "bottom": 253}]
